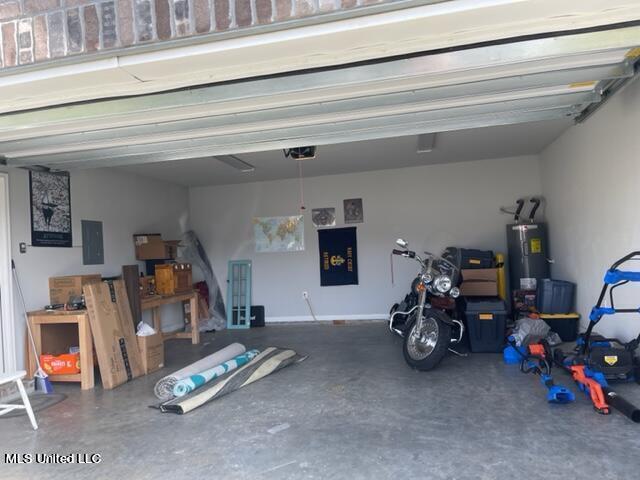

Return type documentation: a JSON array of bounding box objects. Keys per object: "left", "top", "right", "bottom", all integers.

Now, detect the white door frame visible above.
[{"left": 0, "top": 172, "right": 16, "bottom": 373}]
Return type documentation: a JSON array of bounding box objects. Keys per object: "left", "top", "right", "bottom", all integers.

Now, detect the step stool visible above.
[{"left": 0, "top": 371, "right": 38, "bottom": 430}]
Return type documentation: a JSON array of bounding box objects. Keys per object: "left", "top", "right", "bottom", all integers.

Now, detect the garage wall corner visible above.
[
  {"left": 540, "top": 77, "right": 640, "bottom": 340},
  {"left": 3, "top": 167, "right": 190, "bottom": 370}
]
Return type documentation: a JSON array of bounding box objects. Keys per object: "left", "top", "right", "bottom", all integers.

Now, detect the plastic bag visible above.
[
  {"left": 137, "top": 321, "right": 157, "bottom": 336},
  {"left": 510, "top": 316, "right": 550, "bottom": 346},
  {"left": 177, "top": 230, "right": 227, "bottom": 331},
  {"left": 545, "top": 331, "right": 563, "bottom": 347}
]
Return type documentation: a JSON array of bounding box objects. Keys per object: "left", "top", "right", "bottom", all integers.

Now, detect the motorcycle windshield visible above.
[{"left": 431, "top": 256, "right": 460, "bottom": 286}]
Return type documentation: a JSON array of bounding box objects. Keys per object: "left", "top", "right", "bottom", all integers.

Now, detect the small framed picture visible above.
[
  {"left": 343, "top": 198, "right": 363, "bottom": 224},
  {"left": 311, "top": 208, "right": 336, "bottom": 227}
]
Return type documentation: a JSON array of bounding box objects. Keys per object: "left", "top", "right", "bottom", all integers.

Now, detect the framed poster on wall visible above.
[{"left": 29, "top": 170, "right": 72, "bottom": 248}]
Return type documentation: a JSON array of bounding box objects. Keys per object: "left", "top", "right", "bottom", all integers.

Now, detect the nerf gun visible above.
[{"left": 554, "top": 350, "right": 640, "bottom": 422}]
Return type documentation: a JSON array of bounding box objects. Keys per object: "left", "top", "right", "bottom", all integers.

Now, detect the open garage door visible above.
[{"left": 0, "top": 25, "right": 639, "bottom": 170}]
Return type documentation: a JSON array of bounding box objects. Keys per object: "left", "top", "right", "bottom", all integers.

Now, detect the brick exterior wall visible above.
[{"left": 0, "top": 0, "right": 397, "bottom": 69}]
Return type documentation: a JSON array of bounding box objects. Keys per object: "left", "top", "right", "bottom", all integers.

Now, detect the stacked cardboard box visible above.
[
  {"left": 49, "top": 275, "right": 101, "bottom": 304},
  {"left": 137, "top": 333, "right": 164, "bottom": 374},
  {"left": 133, "top": 234, "right": 180, "bottom": 260},
  {"left": 460, "top": 268, "right": 498, "bottom": 296}
]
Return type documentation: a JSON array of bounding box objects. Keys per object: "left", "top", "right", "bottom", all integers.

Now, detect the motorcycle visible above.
[{"left": 390, "top": 238, "right": 464, "bottom": 371}]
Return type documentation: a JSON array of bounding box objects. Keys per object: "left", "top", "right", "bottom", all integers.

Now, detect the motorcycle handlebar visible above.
[{"left": 392, "top": 249, "right": 416, "bottom": 258}]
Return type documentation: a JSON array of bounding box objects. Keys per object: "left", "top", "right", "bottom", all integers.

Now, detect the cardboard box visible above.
[
  {"left": 49, "top": 275, "right": 102, "bottom": 305},
  {"left": 133, "top": 234, "right": 180, "bottom": 260},
  {"left": 84, "top": 280, "right": 145, "bottom": 389},
  {"left": 460, "top": 268, "right": 498, "bottom": 297},
  {"left": 137, "top": 333, "right": 164, "bottom": 374},
  {"left": 41, "top": 353, "right": 81, "bottom": 375}
]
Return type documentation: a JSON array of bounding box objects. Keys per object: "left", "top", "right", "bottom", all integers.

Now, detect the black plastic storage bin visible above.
[
  {"left": 539, "top": 313, "right": 580, "bottom": 342},
  {"left": 463, "top": 298, "right": 507, "bottom": 353},
  {"left": 537, "top": 279, "right": 575, "bottom": 314},
  {"left": 443, "top": 247, "right": 494, "bottom": 269}
]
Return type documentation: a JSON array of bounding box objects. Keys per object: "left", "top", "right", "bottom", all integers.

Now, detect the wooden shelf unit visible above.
[{"left": 26, "top": 310, "right": 95, "bottom": 390}]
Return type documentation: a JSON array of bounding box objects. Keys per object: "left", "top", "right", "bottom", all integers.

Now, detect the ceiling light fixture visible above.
[
  {"left": 214, "top": 155, "right": 255, "bottom": 172},
  {"left": 417, "top": 133, "right": 436, "bottom": 153},
  {"left": 284, "top": 146, "right": 317, "bottom": 160}
]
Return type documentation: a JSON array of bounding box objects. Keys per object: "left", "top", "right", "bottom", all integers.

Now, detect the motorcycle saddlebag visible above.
[{"left": 442, "top": 247, "right": 494, "bottom": 270}]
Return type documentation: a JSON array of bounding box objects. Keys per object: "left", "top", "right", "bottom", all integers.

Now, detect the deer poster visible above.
[{"left": 29, "top": 170, "right": 72, "bottom": 248}]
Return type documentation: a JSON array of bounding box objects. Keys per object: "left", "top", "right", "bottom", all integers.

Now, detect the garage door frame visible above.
[{"left": 0, "top": 172, "right": 16, "bottom": 374}]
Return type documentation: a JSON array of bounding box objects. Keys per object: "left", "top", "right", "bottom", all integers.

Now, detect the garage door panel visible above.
[
  {"left": 1, "top": 82, "right": 604, "bottom": 159},
  {"left": 1, "top": 25, "right": 638, "bottom": 168},
  {"left": 14, "top": 102, "right": 577, "bottom": 169},
  {"left": 38, "top": 108, "right": 573, "bottom": 169}
]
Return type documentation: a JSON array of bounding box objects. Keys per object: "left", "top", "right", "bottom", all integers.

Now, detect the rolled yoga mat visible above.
[
  {"left": 172, "top": 349, "right": 260, "bottom": 397},
  {"left": 153, "top": 343, "right": 246, "bottom": 401}
]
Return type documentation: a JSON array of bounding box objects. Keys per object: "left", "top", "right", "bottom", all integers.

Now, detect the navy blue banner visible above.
[{"left": 319, "top": 227, "right": 358, "bottom": 286}]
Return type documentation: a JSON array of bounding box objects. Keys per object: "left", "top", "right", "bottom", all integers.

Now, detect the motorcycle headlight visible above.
[
  {"left": 434, "top": 275, "right": 452, "bottom": 293},
  {"left": 450, "top": 287, "right": 460, "bottom": 298}
]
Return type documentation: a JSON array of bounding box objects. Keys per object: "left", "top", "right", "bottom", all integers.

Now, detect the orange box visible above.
[{"left": 41, "top": 353, "right": 81, "bottom": 375}]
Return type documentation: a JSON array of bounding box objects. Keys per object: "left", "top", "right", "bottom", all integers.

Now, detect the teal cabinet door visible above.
[{"left": 227, "top": 260, "right": 252, "bottom": 329}]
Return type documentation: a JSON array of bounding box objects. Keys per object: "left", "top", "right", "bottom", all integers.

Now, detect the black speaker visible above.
[{"left": 250, "top": 305, "right": 265, "bottom": 328}]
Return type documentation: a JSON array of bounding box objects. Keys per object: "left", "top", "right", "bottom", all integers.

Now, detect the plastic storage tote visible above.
[
  {"left": 463, "top": 298, "right": 508, "bottom": 353},
  {"left": 537, "top": 279, "right": 576, "bottom": 314},
  {"left": 442, "top": 247, "right": 494, "bottom": 270},
  {"left": 539, "top": 313, "right": 580, "bottom": 342}
]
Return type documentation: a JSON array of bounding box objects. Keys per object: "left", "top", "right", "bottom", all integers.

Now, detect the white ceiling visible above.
[{"left": 117, "top": 119, "right": 571, "bottom": 187}]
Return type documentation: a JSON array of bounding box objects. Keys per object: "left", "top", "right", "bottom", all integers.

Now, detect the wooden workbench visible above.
[
  {"left": 26, "top": 310, "right": 95, "bottom": 390},
  {"left": 141, "top": 291, "right": 200, "bottom": 345}
]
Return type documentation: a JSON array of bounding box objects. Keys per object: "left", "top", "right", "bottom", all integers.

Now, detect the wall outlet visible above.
[{"left": 302, "top": 291, "right": 309, "bottom": 299}]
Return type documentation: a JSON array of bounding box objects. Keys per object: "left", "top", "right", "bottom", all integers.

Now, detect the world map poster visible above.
[{"left": 253, "top": 216, "right": 304, "bottom": 253}]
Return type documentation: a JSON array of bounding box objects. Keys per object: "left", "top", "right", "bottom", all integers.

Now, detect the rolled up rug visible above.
[
  {"left": 153, "top": 343, "right": 246, "bottom": 401},
  {"left": 173, "top": 349, "right": 260, "bottom": 397},
  {"left": 160, "top": 347, "right": 306, "bottom": 414}
]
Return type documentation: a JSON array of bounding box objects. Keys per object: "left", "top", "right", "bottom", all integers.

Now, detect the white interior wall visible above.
[
  {"left": 540, "top": 77, "right": 640, "bottom": 341},
  {"left": 189, "top": 155, "right": 542, "bottom": 322},
  {"left": 0, "top": 167, "right": 189, "bottom": 369}
]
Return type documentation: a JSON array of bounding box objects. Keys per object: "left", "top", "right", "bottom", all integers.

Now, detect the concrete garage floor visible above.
[{"left": 1, "top": 322, "right": 640, "bottom": 480}]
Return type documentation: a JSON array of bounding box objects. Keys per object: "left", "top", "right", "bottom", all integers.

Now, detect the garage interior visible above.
[{"left": 1, "top": 8, "right": 640, "bottom": 479}]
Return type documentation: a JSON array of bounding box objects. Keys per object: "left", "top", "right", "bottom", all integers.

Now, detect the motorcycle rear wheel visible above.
[{"left": 402, "top": 308, "right": 451, "bottom": 371}]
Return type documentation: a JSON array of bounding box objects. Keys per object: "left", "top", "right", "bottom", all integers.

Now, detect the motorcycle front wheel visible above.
[{"left": 402, "top": 308, "right": 451, "bottom": 371}]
